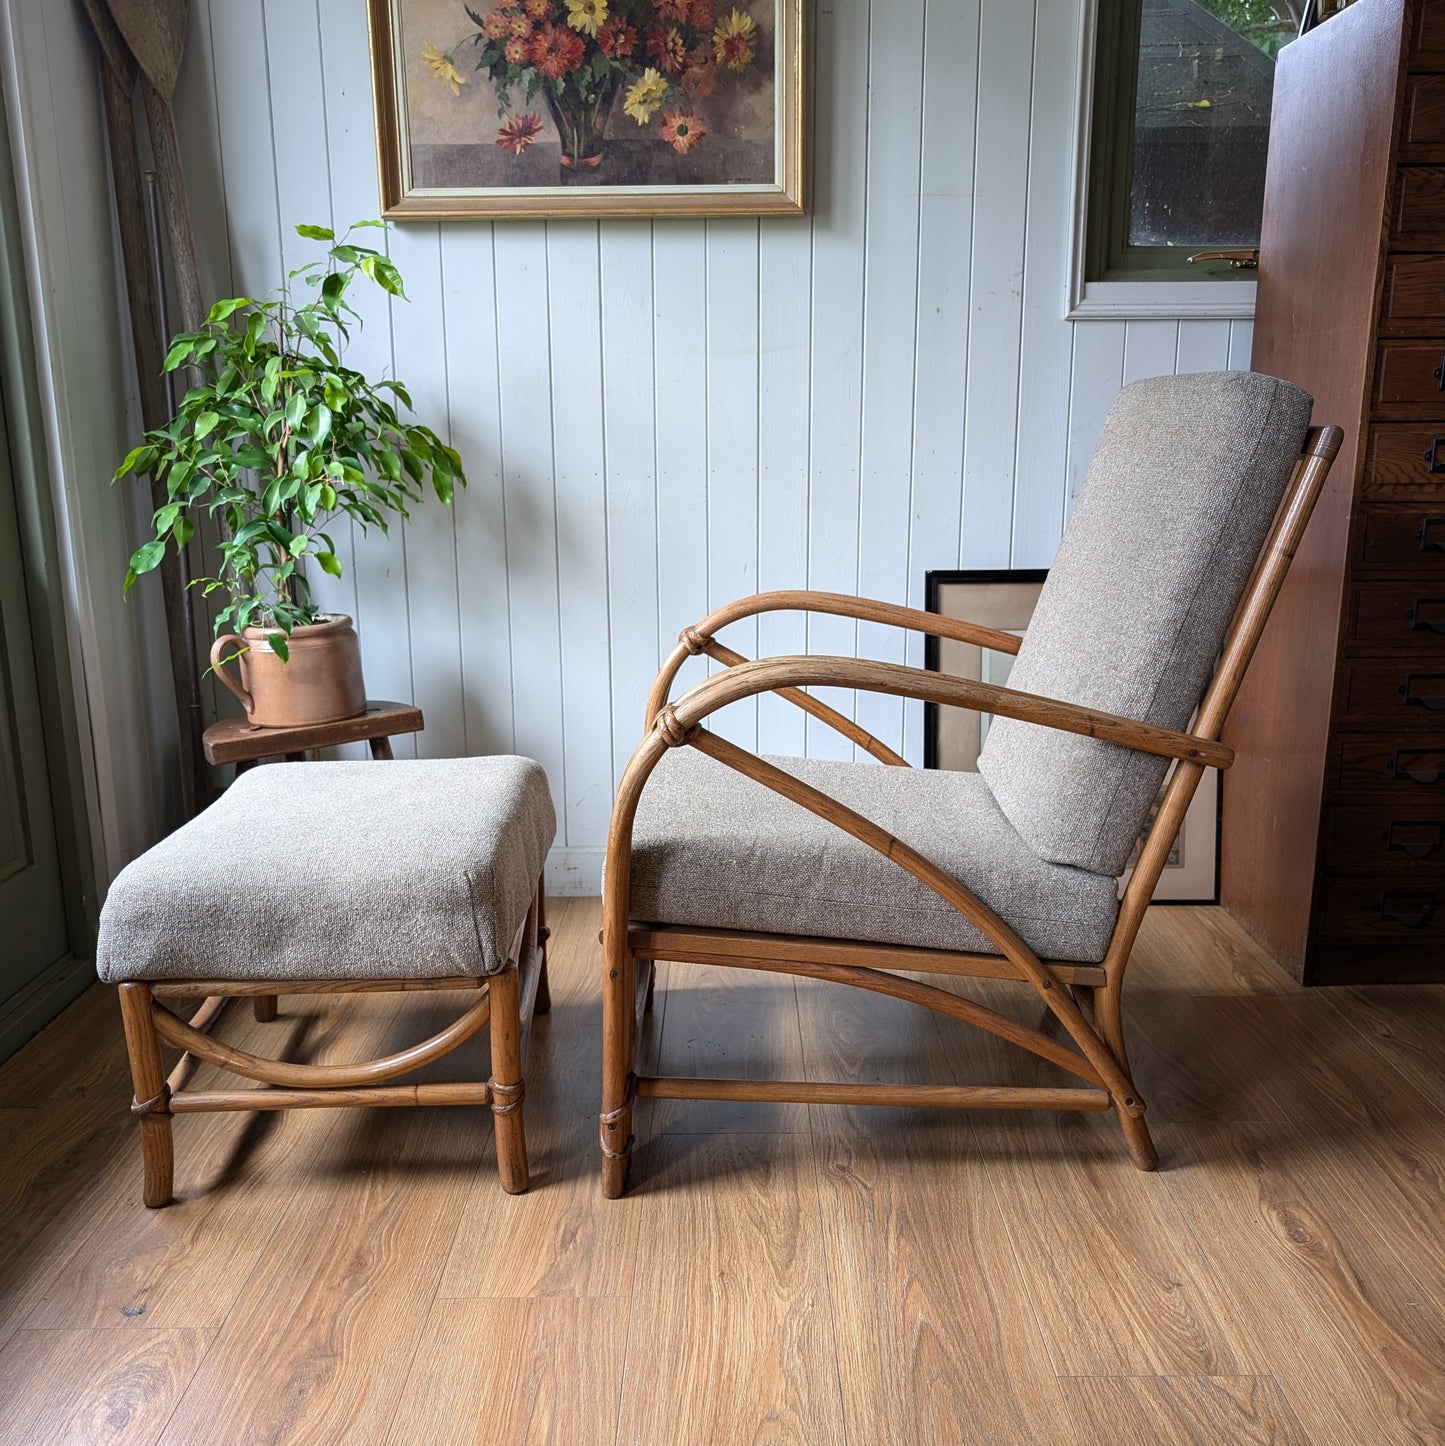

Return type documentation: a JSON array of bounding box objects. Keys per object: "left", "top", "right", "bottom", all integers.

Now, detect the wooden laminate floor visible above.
[{"left": 2, "top": 900, "right": 1444, "bottom": 1444}]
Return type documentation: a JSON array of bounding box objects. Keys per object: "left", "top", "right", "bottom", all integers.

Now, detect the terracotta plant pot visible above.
[{"left": 210, "top": 613, "right": 367, "bottom": 728}]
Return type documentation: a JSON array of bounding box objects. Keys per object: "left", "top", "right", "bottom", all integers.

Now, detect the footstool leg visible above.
[
  {"left": 253, "top": 995, "right": 278, "bottom": 1023},
  {"left": 117, "top": 983, "right": 174, "bottom": 1208},
  {"left": 488, "top": 964, "right": 529, "bottom": 1194}
]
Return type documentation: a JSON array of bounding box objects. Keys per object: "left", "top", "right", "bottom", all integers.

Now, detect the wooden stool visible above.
[
  {"left": 97, "top": 756, "right": 556, "bottom": 1206},
  {"left": 202, "top": 699, "right": 425, "bottom": 770}
]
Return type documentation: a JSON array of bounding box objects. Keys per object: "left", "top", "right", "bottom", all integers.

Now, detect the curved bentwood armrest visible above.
[
  {"left": 643, "top": 589, "right": 1026, "bottom": 746},
  {"left": 658, "top": 653, "right": 1233, "bottom": 770}
]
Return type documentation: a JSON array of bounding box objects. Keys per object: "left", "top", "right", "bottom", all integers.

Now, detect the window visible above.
[{"left": 1086, "top": 0, "right": 1299, "bottom": 285}]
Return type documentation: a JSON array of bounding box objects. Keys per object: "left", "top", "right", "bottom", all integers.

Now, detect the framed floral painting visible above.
[{"left": 367, "top": 0, "right": 805, "bottom": 218}]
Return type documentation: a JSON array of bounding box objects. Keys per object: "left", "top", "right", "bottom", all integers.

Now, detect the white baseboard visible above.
[{"left": 545, "top": 847, "right": 604, "bottom": 897}]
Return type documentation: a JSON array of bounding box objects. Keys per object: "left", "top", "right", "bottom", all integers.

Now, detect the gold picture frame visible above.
[
  {"left": 924, "top": 569, "right": 1220, "bottom": 904},
  {"left": 367, "top": 0, "right": 806, "bottom": 220}
]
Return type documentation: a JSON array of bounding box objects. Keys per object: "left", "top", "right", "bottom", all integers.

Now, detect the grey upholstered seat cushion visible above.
[
  {"left": 629, "top": 749, "right": 1121, "bottom": 963},
  {"left": 978, "top": 370, "right": 1313, "bottom": 875},
  {"left": 97, "top": 756, "right": 556, "bottom": 983}
]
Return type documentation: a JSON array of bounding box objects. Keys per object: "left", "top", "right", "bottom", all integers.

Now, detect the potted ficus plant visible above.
[{"left": 116, "top": 220, "right": 465, "bottom": 728}]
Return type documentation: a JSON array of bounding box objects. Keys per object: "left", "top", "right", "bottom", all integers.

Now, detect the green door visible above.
[{"left": 0, "top": 377, "right": 69, "bottom": 1006}]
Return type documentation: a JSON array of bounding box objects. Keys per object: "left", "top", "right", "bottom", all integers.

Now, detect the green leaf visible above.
[
  {"left": 309, "top": 403, "right": 334, "bottom": 447},
  {"left": 284, "top": 391, "right": 308, "bottom": 430},
  {"left": 153, "top": 502, "right": 180, "bottom": 533},
  {"left": 295, "top": 223, "right": 336, "bottom": 241},
  {"left": 163, "top": 339, "right": 195, "bottom": 371},
  {"left": 194, "top": 410, "right": 221, "bottom": 440},
  {"left": 271, "top": 634, "right": 290, "bottom": 664},
  {"left": 373, "top": 258, "right": 406, "bottom": 298},
  {"left": 114, "top": 443, "right": 154, "bottom": 481},
  {"left": 206, "top": 297, "right": 252, "bottom": 324},
  {"left": 172, "top": 514, "right": 195, "bottom": 547},
  {"left": 316, "top": 549, "right": 343, "bottom": 577},
  {"left": 126, "top": 539, "right": 166, "bottom": 580}
]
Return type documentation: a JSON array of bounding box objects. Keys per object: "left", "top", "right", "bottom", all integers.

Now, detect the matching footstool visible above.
[{"left": 97, "top": 756, "right": 556, "bottom": 1207}]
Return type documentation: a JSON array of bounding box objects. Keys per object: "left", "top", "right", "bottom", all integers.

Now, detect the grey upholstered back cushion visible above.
[
  {"left": 97, "top": 756, "right": 556, "bottom": 982},
  {"left": 977, "top": 371, "right": 1312, "bottom": 876}
]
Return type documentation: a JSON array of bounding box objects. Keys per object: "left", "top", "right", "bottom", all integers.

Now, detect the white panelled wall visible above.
[{"left": 168, "top": 0, "right": 1255, "bottom": 894}]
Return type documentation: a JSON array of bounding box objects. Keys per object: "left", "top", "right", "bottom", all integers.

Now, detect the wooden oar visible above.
[
  {"left": 104, "top": 0, "right": 204, "bottom": 333},
  {"left": 79, "top": 0, "right": 209, "bottom": 814}
]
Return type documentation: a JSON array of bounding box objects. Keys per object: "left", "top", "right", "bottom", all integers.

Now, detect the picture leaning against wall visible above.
[
  {"left": 368, "top": 0, "right": 805, "bottom": 217},
  {"left": 925, "top": 570, "right": 1220, "bottom": 904}
]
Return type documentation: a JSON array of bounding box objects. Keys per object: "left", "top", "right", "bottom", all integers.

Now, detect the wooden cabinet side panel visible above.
[{"left": 1221, "top": 0, "right": 1409, "bottom": 975}]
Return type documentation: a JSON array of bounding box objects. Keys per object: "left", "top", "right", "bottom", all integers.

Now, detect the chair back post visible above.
[
  {"left": 1097, "top": 424, "right": 1341, "bottom": 1043},
  {"left": 1197, "top": 424, "right": 1342, "bottom": 742}
]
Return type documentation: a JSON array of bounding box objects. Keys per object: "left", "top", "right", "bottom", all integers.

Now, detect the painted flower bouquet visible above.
[{"left": 425, "top": 0, "right": 760, "bottom": 171}]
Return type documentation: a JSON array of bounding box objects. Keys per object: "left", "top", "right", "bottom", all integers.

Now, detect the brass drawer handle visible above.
[
  {"left": 1406, "top": 597, "right": 1445, "bottom": 634},
  {"left": 1401, "top": 674, "right": 1445, "bottom": 710},
  {"left": 1377, "top": 891, "right": 1437, "bottom": 929},
  {"left": 1391, "top": 749, "right": 1443, "bottom": 785},
  {"left": 1384, "top": 821, "right": 1445, "bottom": 859}
]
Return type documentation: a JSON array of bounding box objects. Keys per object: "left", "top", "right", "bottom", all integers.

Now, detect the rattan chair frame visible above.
[{"left": 599, "top": 427, "right": 1342, "bottom": 1197}]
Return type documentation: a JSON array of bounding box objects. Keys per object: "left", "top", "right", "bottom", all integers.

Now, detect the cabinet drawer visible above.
[
  {"left": 1373, "top": 340, "right": 1445, "bottom": 411},
  {"left": 1394, "top": 166, "right": 1445, "bottom": 245},
  {"left": 1338, "top": 658, "right": 1445, "bottom": 723},
  {"left": 1413, "top": 1, "right": 1445, "bottom": 71},
  {"left": 1322, "top": 804, "right": 1445, "bottom": 872},
  {"left": 1308, "top": 938, "right": 1445, "bottom": 985},
  {"left": 1332, "top": 739, "right": 1445, "bottom": 796},
  {"left": 1405, "top": 75, "right": 1445, "bottom": 146},
  {"left": 1346, "top": 582, "right": 1445, "bottom": 643},
  {"left": 1381, "top": 255, "right": 1445, "bottom": 330},
  {"left": 1355, "top": 505, "right": 1445, "bottom": 572},
  {"left": 1318, "top": 881, "right": 1444, "bottom": 941},
  {"left": 1362, "top": 425, "right": 1445, "bottom": 498}
]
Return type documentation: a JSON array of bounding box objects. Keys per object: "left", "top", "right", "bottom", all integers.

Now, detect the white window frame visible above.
[{"left": 1065, "top": 0, "right": 1259, "bottom": 321}]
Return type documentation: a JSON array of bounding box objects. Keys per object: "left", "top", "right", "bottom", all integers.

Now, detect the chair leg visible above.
[
  {"left": 600, "top": 945, "right": 635, "bottom": 1199},
  {"left": 1091, "top": 980, "right": 1157, "bottom": 1169},
  {"left": 533, "top": 883, "right": 551, "bottom": 1017},
  {"left": 253, "top": 995, "right": 278, "bottom": 1022},
  {"left": 1119, "top": 1108, "right": 1159, "bottom": 1171},
  {"left": 488, "top": 964, "right": 529, "bottom": 1194},
  {"left": 117, "top": 983, "right": 174, "bottom": 1208}
]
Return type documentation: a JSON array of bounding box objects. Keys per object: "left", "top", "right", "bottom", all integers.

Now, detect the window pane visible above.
[{"left": 1129, "top": 0, "right": 1298, "bottom": 249}]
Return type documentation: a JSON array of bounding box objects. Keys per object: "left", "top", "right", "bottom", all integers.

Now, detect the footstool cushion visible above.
[{"left": 97, "top": 757, "right": 556, "bottom": 984}]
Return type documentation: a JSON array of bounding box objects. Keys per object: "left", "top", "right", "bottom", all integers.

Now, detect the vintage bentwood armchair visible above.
[{"left": 599, "top": 372, "right": 1341, "bottom": 1196}]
